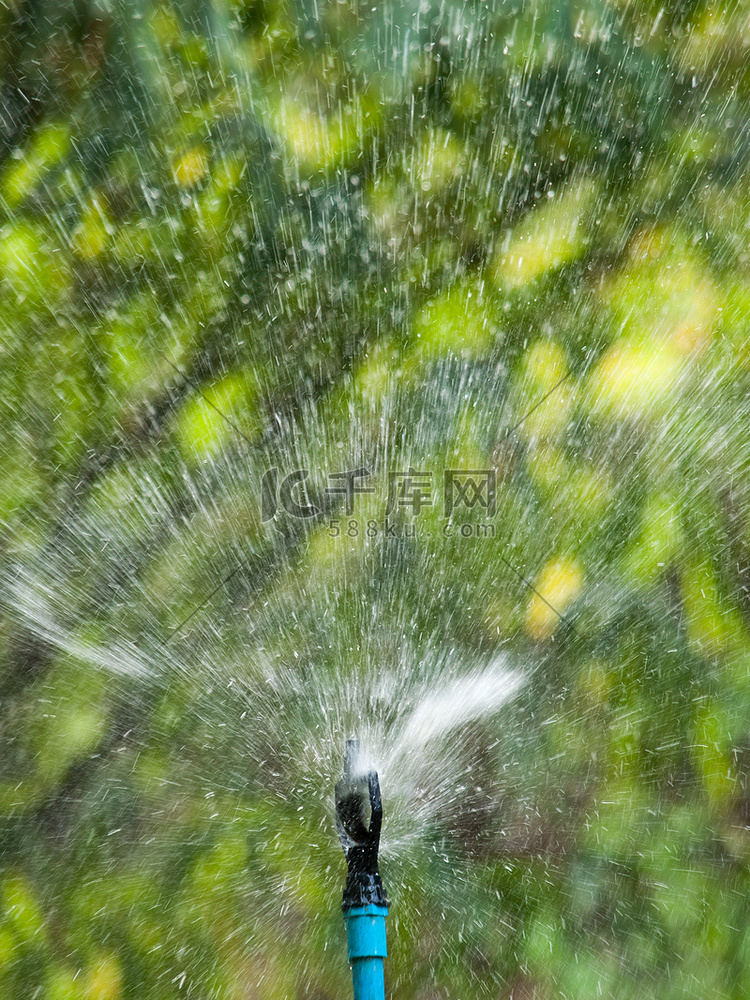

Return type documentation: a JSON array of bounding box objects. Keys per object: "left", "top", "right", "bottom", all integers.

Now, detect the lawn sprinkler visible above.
[{"left": 335, "top": 739, "right": 389, "bottom": 1000}]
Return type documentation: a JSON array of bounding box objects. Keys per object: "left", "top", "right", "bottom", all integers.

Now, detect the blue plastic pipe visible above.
[{"left": 344, "top": 904, "right": 388, "bottom": 1000}]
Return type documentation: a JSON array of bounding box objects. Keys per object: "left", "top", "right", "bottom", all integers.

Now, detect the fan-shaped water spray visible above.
[{"left": 2, "top": 1, "right": 750, "bottom": 998}]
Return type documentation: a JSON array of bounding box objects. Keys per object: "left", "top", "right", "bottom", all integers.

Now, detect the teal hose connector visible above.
[
  {"left": 335, "top": 740, "right": 389, "bottom": 1000},
  {"left": 345, "top": 904, "right": 388, "bottom": 1000}
]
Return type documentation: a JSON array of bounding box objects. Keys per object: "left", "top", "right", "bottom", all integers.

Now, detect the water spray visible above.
[{"left": 335, "top": 739, "right": 389, "bottom": 1000}]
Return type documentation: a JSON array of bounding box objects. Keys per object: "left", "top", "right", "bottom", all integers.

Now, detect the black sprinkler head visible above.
[{"left": 335, "top": 739, "right": 388, "bottom": 910}]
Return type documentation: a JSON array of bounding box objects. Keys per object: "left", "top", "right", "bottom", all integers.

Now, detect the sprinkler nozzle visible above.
[{"left": 335, "top": 739, "right": 388, "bottom": 910}]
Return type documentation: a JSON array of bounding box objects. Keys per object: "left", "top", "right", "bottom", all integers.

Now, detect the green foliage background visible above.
[{"left": 2, "top": 0, "right": 750, "bottom": 997}]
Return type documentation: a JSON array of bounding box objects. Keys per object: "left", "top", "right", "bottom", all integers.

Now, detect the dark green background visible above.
[{"left": 2, "top": 0, "right": 750, "bottom": 996}]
